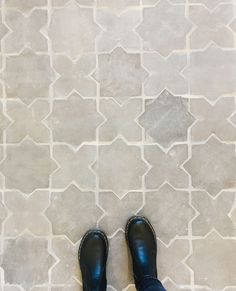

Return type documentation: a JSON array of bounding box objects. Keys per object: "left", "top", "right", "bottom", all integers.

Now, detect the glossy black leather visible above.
[
  {"left": 126, "top": 216, "right": 158, "bottom": 286},
  {"left": 79, "top": 230, "right": 108, "bottom": 291}
]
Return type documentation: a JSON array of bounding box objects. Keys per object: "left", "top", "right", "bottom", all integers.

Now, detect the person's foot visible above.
[
  {"left": 79, "top": 230, "right": 108, "bottom": 291},
  {"left": 125, "top": 216, "right": 158, "bottom": 285}
]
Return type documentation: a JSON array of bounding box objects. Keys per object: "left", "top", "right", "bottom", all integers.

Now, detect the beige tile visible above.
[
  {"left": 51, "top": 237, "right": 80, "bottom": 284},
  {"left": 143, "top": 53, "right": 188, "bottom": 96},
  {"left": 183, "top": 44, "right": 236, "bottom": 101},
  {"left": 1, "top": 235, "right": 55, "bottom": 290},
  {"left": 191, "top": 191, "right": 235, "bottom": 236},
  {"left": 107, "top": 231, "right": 132, "bottom": 290},
  {"left": 45, "top": 184, "right": 103, "bottom": 243},
  {"left": 137, "top": 0, "right": 192, "bottom": 56},
  {"left": 93, "top": 47, "right": 148, "bottom": 104},
  {"left": 0, "top": 140, "right": 57, "bottom": 193},
  {"left": 140, "top": 184, "right": 195, "bottom": 243},
  {"left": 190, "top": 98, "right": 236, "bottom": 142},
  {"left": 46, "top": 93, "right": 103, "bottom": 146},
  {"left": 49, "top": 2, "right": 100, "bottom": 58},
  {"left": 144, "top": 144, "right": 189, "bottom": 189},
  {"left": 158, "top": 239, "right": 191, "bottom": 285},
  {"left": 94, "top": 138, "right": 148, "bottom": 197},
  {"left": 139, "top": 90, "right": 194, "bottom": 148},
  {"left": 96, "top": 9, "right": 141, "bottom": 51},
  {"left": 6, "top": 100, "right": 50, "bottom": 143},
  {"left": 99, "top": 99, "right": 142, "bottom": 142},
  {"left": 187, "top": 231, "right": 236, "bottom": 289},
  {"left": 97, "top": 0, "right": 140, "bottom": 14},
  {"left": 52, "top": 144, "right": 96, "bottom": 190},
  {"left": 189, "top": 4, "right": 234, "bottom": 49},
  {"left": 184, "top": 136, "right": 236, "bottom": 196},
  {"left": 3, "top": 49, "right": 55, "bottom": 105},
  {"left": 4, "top": 190, "right": 50, "bottom": 236},
  {"left": 5, "top": 0, "right": 47, "bottom": 12},
  {"left": 52, "top": 54, "right": 96, "bottom": 98},
  {"left": 5, "top": 9, "right": 48, "bottom": 53},
  {"left": 98, "top": 191, "right": 143, "bottom": 236}
]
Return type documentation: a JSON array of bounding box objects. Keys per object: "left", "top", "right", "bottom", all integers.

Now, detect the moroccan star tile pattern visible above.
[{"left": 0, "top": 0, "right": 236, "bottom": 290}]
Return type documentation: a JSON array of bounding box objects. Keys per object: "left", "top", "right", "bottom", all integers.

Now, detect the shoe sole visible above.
[
  {"left": 78, "top": 229, "right": 109, "bottom": 262},
  {"left": 125, "top": 215, "right": 157, "bottom": 249}
]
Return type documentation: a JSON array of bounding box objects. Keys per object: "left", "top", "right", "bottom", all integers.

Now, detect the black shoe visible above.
[
  {"left": 125, "top": 216, "right": 158, "bottom": 286},
  {"left": 79, "top": 230, "right": 108, "bottom": 291}
]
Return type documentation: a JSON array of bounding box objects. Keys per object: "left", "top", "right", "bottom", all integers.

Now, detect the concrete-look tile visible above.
[
  {"left": 187, "top": 232, "right": 236, "bottom": 289},
  {"left": 143, "top": 52, "right": 188, "bottom": 96},
  {"left": 46, "top": 93, "right": 103, "bottom": 146},
  {"left": 52, "top": 0, "right": 94, "bottom": 6},
  {"left": 51, "top": 281, "right": 82, "bottom": 291},
  {"left": 97, "top": 0, "right": 140, "bottom": 14},
  {"left": 0, "top": 13, "right": 8, "bottom": 53},
  {"left": 0, "top": 140, "right": 57, "bottom": 193},
  {"left": 3, "top": 286, "right": 22, "bottom": 291},
  {"left": 52, "top": 54, "right": 97, "bottom": 98},
  {"left": 140, "top": 184, "right": 195, "bottom": 243},
  {"left": 144, "top": 144, "right": 189, "bottom": 189},
  {"left": 184, "top": 136, "right": 236, "bottom": 196},
  {"left": 5, "top": 0, "right": 47, "bottom": 12},
  {"left": 4, "top": 191, "right": 50, "bottom": 236},
  {"left": 52, "top": 144, "right": 96, "bottom": 190},
  {"left": 99, "top": 99, "right": 142, "bottom": 142},
  {"left": 0, "top": 192, "right": 7, "bottom": 234},
  {"left": 191, "top": 191, "right": 235, "bottom": 236},
  {"left": 96, "top": 9, "right": 141, "bottom": 51},
  {"left": 163, "top": 280, "right": 191, "bottom": 291},
  {"left": 107, "top": 231, "right": 132, "bottom": 290},
  {"left": 3, "top": 49, "right": 55, "bottom": 105},
  {"left": 51, "top": 237, "right": 80, "bottom": 284},
  {"left": 49, "top": 2, "right": 101, "bottom": 58},
  {"left": 137, "top": 0, "right": 192, "bottom": 56},
  {"left": 45, "top": 184, "right": 103, "bottom": 243},
  {"left": 139, "top": 90, "right": 195, "bottom": 148},
  {"left": 190, "top": 98, "right": 236, "bottom": 142},
  {"left": 158, "top": 239, "right": 191, "bottom": 285},
  {"left": 93, "top": 47, "right": 148, "bottom": 104},
  {"left": 189, "top": 0, "right": 229, "bottom": 10},
  {"left": 6, "top": 100, "right": 50, "bottom": 143},
  {"left": 98, "top": 191, "right": 143, "bottom": 236},
  {"left": 1, "top": 235, "right": 55, "bottom": 291},
  {"left": 0, "top": 102, "right": 10, "bottom": 144},
  {"left": 183, "top": 44, "right": 236, "bottom": 101},
  {"left": 94, "top": 139, "right": 148, "bottom": 197},
  {"left": 5, "top": 9, "right": 48, "bottom": 53},
  {"left": 189, "top": 4, "right": 234, "bottom": 49}
]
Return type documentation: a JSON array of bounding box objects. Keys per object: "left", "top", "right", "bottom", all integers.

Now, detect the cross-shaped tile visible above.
[
  {"left": 190, "top": 98, "right": 236, "bottom": 142},
  {"left": 4, "top": 191, "right": 50, "bottom": 236},
  {"left": 144, "top": 144, "right": 189, "bottom": 189},
  {"left": 189, "top": 4, "right": 234, "bottom": 49},
  {"left": 158, "top": 239, "right": 191, "bottom": 286},
  {"left": 99, "top": 98, "right": 142, "bottom": 142},
  {"left": 191, "top": 191, "right": 235, "bottom": 236},
  {"left": 143, "top": 52, "right": 188, "bottom": 96},
  {"left": 98, "top": 191, "right": 143, "bottom": 236},
  {"left": 5, "top": 9, "right": 48, "bottom": 53},
  {"left": 53, "top": 54, "right": 96, "bottom": 98},
  {"left": 96, "top": 9, "right": 141, "bottom": 51},
  {"left": 51, "top": 237, "right": 80, "bottom": 284},
  {"left": 52, "top": 144, "right": 96, "bottom": 190},
  {"left": 6, "top": 99, "right": 50, "bottom": 143}
]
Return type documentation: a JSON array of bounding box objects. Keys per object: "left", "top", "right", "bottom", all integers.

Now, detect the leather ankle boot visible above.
[
  {"left": 79, "top": 230, "right": 108, "bottom": 291},
  {"left": 125, "top": 216, "right": 158, "bottom": 286}
]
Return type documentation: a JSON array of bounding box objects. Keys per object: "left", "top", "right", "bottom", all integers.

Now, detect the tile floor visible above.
[{"left": 0, "top": 0, "right": 235, "bottom": 290}]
